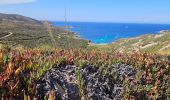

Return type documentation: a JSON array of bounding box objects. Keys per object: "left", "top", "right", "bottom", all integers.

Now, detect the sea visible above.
[{"left": 52, "top": 21, "right": 170, "bottom": 44}]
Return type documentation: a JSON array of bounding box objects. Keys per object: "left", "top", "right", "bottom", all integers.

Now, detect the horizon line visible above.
[{"left": 47, "top": 20, "right": 170, "bottom": 25}]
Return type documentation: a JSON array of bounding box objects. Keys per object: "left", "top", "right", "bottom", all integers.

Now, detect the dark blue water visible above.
[{"left": 53, "top": 21, "right": 170, "bottom": 44}]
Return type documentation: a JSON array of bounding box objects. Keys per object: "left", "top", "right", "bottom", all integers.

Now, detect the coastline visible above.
[
  {"left": 89, "top": 30, "right": 170, "bottom": 46},
  {"left": 53, "top": 21, "right": 170, "bottom": 45},
  {"left": 112, "top": 30, "right": 170, "bottom": 44},
  {"left": 87, "top": 30, "right": 170, "bottom": 54}
]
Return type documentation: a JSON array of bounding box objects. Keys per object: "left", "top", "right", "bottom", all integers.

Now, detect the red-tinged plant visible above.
[{"left": 0, "top": 48, "right": 169, "bottom": 99}]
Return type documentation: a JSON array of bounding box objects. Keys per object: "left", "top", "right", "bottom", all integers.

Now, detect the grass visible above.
[{"left": 0, "top": 22, "right": 89, "bottom": 48}]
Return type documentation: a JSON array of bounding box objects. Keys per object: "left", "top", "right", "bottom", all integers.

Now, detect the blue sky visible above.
[{"left": 0, "top": 0, "right": 170, "bottom": 23}]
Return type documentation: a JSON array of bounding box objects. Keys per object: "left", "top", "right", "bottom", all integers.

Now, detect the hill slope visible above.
[
  {"left": 112, "top": 30, "right": 170, "bottom": 54},
  {"left": 0, "top": 13, "right": 43, "bottom": 26},
  {"left": 0, "top": 13, "right": 88, "bottom": 48},
  {"left": 89, "top": 31, "right": 170, "bottom": 54}
]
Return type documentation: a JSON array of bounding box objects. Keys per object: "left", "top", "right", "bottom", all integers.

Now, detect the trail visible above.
[{"left": 0, "top": 32, "right": 13, "bottom": 39}]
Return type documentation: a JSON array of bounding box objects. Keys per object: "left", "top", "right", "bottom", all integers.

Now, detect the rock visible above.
[
  {"left": 115, "top": 64, "right": 136, "bottom": 80},
  {"left": 36, "top": 64, "right": 136, "bottom": 100},
  {"left": 81, "top": 64, "right": 136, "bottom": 100},
  {"left": 36, "top": 65, "right": 80, "bottom": 100},
  {"left": 81, "top": 65, "right": 118, "bottom": 100}
]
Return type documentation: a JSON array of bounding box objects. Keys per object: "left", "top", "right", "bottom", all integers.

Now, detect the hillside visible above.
[
  {"left": 0, "top": 13, "right": 88, "bottom": 48},
  {"left": 89, "top": 31, "right": 170, "bottom": 54},
  {"left": 0, "top": 13, "right": 43, "bottom": 26},
  {"left": 112, "top": 30, "right": 170, "bottom": 54}
]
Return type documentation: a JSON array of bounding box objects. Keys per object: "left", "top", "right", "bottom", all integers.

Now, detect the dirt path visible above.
[{"left": 0, "top": 32, "right": 13, "bottom": 39}]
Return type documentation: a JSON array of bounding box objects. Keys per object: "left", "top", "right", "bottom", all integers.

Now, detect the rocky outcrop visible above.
[
  {"left": 36, "top": 65, "right": 80, "bottom": 100},
  {"left": 81, "top": 64, "right": 136, "bottom": 100},
  {"left": 36, "top": 64, "right": 136, "bottom": 100}
]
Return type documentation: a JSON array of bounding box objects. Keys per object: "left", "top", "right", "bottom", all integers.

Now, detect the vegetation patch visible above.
[{"left": 0, "top": 48, "right": 169, "bottom": 99}]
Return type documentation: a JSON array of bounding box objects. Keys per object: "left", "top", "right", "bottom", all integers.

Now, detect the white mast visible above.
[{"left": 65, "top": 8, "right": 71, "bottom": 49}]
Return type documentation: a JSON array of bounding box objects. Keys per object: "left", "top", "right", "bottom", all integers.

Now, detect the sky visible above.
[{"left": 0, "top": 0, "right": 170, "bottom": 24}]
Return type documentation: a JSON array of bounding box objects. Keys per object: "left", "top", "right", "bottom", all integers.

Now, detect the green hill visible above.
[{"left": 0, "top": 13, "right": 88, "bottom": 48}]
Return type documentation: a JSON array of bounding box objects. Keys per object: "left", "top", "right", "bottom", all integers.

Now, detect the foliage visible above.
[{"left": 0, "top": 47, "right": 169, "bottom": 99}]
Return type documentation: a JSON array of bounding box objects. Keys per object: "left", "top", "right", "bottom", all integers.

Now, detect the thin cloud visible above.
[{"left": 0, "top": 0, "right": 36, "bottom": 4}]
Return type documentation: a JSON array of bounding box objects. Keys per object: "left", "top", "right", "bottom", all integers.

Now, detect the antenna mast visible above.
[{"left": 65, "top": 8, "right": 71, "bottom": 49}]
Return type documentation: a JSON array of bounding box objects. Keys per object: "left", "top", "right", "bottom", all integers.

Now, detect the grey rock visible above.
[
  {"left": 36, "top": 65, "right": 80, "bottom": 100},
  {"left": 36, "top": 64, "right": 136, "bottom": 100}
]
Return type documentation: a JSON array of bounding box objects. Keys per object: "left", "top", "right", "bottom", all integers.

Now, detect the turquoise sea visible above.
[{"left": 53, "top": 21, "right": 170, "bottom": 44}]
